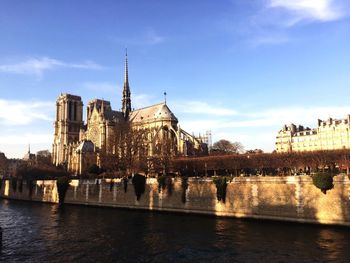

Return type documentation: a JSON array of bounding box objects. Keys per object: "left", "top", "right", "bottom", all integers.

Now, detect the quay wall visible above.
[{"left": 1, "top": 175, "right": 350, "bottom": 226}]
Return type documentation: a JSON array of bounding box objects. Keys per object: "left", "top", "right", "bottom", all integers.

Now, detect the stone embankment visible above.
[{"left": 1, "top": 175, "right": 350, "bottom": 226}]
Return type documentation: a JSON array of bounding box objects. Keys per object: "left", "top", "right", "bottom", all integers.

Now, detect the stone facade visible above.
[
  {"left": 52, "top": 54, "right": 207, "bottom": 174},
  {"left": 1, "top": 175, "right": 350, "bottom": 226},
  {"left": 276, "top": 115, "right": 350, "bottom": 153}
]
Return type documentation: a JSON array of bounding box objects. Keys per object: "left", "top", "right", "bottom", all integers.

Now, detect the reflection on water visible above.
[
  {"left": 1, "top": 199, "right": 350, "bottom": 262},
  {"left": 317, "top": 229, "right": 346, "bottom": 262}
]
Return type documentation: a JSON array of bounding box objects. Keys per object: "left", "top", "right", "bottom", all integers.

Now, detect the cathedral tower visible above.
[
  {"left": 122, "top": 50, "right": 131, "bottom": 119},
  {"left": 52, "top": 94, "right": 83, "bottom": 166}
]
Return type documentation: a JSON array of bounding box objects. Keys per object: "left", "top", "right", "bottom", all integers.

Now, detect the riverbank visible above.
[{"left": 1, "top": 175, "right": 350, "bottom": 226}]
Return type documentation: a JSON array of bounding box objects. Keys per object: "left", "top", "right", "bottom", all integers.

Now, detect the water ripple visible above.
[{"left": 1, "top": 199, "right": 350, "bottom": 262}]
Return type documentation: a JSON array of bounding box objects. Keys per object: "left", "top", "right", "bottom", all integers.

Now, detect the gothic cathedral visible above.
[{"left": 52, "top": 53, "right": 207, "bottom": 175}]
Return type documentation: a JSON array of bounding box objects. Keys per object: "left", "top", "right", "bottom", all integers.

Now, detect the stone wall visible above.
[{"left": 1, "top": 175, "right": 350, "bottom": 226}]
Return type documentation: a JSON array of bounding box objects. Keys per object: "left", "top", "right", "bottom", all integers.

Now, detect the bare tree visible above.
[
  {"left": 246, "top": 149, "right": 264, "bottom": 154},
  {"left": 100, "top": 122, "right": 149, "bottom": 176},
  {"left": 36, "top": 150, "right": 52, "bottom": 165},
  {"left": 150, "top": 132, "right": 176, "bottom": 175},
  {"left": 173, "top": 149, "right": 350, "bottom": 177},
  {"left": 211, "top": 139, "right": 244, "bottom": 155},
  {"left": 0, "top": 152, "right": 8, "bottom": 177}
]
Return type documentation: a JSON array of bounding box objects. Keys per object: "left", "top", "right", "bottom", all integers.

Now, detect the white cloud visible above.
[
  {"left": 180, "top": 119, "right": 222, "bottom": 134},
  {"left": 240, "top": 106, "right": 350, "bottom": 128},
  {"left": 172, "top": 104, "right": 350, "bottom": 132},
  {"left": 176, "top": 104, "right": 350, "bottom": 153},
  {"left": 174, "top": 101, "right": 237, "bottom": 116},
  {"left": 239, "top": 0, "right": 347, "bottom": 47},
  {"left": 196, "top": 106, "right": 350, "bottom": 130},
  {"left": 0, "top": 133, "right": 52, "bottom": 145},
  {"left": 268, "top": 0, "right": 345, "bottom": 25},
  {"left": 132, "top": 94, "right": 155, "bottom": 109},
  {"left": 0, "top": 133, "right": 52, "bottom": 158},
  {"left": 2, "top": 99, "right": 350, "bottom": 157},
  {"left": 0, "top": 99, "right": 54, "bottom": 125},
  {"left": 213, "top": 131, "right": 276, "bottom": 151},
  {"left": 0, "top": 57, "right": 103, "bottom": 77},
  {"left": 0, "top": 99, "right": 55, "bottom": 158}
]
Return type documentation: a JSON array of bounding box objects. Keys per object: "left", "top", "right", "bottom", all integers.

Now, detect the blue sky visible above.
[{"left": 1, "top": 0, "right": 350, "bottom": 158}]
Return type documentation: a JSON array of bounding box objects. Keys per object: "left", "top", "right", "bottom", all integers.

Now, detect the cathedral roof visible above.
[
  {"left": 103, "top": 110, "right": 124, "bottom": 122},
  {"left": 23, "top": 153, "right": 35, "bottom": 161},
  {"left": 76, "top": 140, "right": 95, "bottom": 153},
  {"left": 129, "top": 102, "right": 178, "bottom": 123}
]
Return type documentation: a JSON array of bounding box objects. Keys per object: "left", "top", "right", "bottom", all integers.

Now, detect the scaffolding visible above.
[{"left": 201, "top": 130, "right": 212, "bottom": 150}]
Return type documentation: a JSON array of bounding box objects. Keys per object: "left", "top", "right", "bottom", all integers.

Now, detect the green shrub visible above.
[
  {"left": 95, "top": 179, "right": 100, "bottom": 193},
  {"left": 123, "top": 177, "right": 128, "bottom": 193},
  {"left": 312, "top": 172, "right": 334, "bottom": 194},
  {"left": 18, "top": 179, "right": 23, "bottom": 193},
  {"left": 17, "top": 165, "right": 69, "bottom": 181},
  {"left": 88, "top": 164, "right": 101, "bottom": 175},
  {"left": 157, "top": 175, "right": 173, "bottom": 196},
  {"left": 56, "top": 176, "right": 70, "bottom": 204},
  {"left": 181, "top": 176, "right": 189, "bottom": 203},
  {"left": 27, "top": 180, "right": 35, "bottom": 197},
  {"left": 213, "top": 177, "right": 228, "bottom": 202},
  {"left": 157, "top": 175, "right": 167, "bottom": 193},
  {"left": 109, "top": 180, "right": 114, "bottom": 192},
  {"left": 11, "top": 177, "right": 17, "bottom": 192},
  {"left": 132, "top": 174, "right": 146, "bottom": 201}
]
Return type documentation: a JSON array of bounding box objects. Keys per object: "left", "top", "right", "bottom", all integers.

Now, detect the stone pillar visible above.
[
  {"left": 106, "top": 125, "right": 109, "bottom": 153},
  {"left": 101, "top": 125, "right": 106, "bottom": 149},
  {"left": 295, "top": 182, "right": 304, "bottom": 216},
  {"left": 64, "top": 100, "right": 68, "bottom": 121},
  {"left": 79, "top": 152, "right": 82, "bottom": 175},
  {"left": 87, "top": 106, "right": 90, "bottom": 121},
  {"left": 99, "top": 184, "right": 102, "bottom": 203},
  {"left": 85, "top": 183, "right": 89, "bottom": 202},
  {"left": 60, "top": 100, "right": 64, "bottom": 121},
  {"left": 113, "top": 182, "right": 117, "bottom": 201},
  {"left": 251, "top": 184, "right": 259, "bottom": 213},
  {"left": 56, "top": 103, "right": 59, "bottom": 121}
]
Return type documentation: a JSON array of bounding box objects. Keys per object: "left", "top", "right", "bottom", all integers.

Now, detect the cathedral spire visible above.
[
  {"left": 124, "top": 48, "right": 128, "bottom": 84},
  {"left": 122, "top": 49, "right": 131, "bottom": 119}
]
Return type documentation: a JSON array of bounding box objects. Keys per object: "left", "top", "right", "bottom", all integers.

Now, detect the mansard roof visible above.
[{"left": 129, "top": 102, "right": 178, "bottom": 123}]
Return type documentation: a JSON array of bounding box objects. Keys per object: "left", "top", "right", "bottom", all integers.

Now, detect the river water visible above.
[{"left": 1, "top": 199, "right": 350, "bottom": 262}]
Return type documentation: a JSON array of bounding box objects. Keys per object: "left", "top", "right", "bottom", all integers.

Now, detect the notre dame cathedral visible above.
[{"left": 52, "top": 53, "right": 207, "bottom": 175}]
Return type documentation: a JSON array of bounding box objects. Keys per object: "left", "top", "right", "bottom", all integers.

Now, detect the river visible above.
[{"left": 1, "top": 199, "right": 350, "bottom": 262}]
